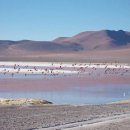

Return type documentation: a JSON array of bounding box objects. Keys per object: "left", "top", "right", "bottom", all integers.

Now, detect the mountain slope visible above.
[
  {"left": 53, "top": 30, "right": 130, "bottom": 50},
  {"left": 0, "top": 30, "right": 130, "bottom": 58},
  {"left": 0, "top": 40, "right": 83, "bottom": 56}
]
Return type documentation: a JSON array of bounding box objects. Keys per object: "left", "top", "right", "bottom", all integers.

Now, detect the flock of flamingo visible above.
[{"left": 0, "top": 62, "right": 130, "bottom": 78}]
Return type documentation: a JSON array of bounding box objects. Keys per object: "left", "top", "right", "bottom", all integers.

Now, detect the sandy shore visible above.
[
  {"left": 0, "top": 98, "right": 52, "bottom": 105},
  {"left": 0, "top": 103, "right": 130, "bottom": 130},
  {"left": 64, "top": 115, "right": 130, "bottom": 130}
]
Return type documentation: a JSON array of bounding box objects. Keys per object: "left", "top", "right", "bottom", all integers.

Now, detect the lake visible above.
[
  {"left": 0, "top": 62, "right": 130, "bottom": 104},
  {"left": 0, "top": 84, "right": 130, "bottom": 104}
]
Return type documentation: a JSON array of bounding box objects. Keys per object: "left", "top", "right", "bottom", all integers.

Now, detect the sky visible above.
[{"left": 0, "top": 0, "right": 130, "bottom": 41}]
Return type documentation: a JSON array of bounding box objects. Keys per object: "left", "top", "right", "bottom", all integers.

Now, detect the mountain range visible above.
[{"left": 0, "top": 30, "right": 130, "bottom": 62}]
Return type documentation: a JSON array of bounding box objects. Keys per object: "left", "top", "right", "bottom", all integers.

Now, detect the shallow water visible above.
[
  {"left": 0, "top": 62, "right": 130, "bottom": 104},
  {"left": 0, "top": 84, "right": 130, "bottom": 104}
]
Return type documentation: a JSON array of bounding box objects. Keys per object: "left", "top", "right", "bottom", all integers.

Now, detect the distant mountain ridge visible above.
[
  {"left": 0, "top": 30, "right": 130, "bottom": 56},
  {"left": 53, "top": 30, "right": 130, "bottom": 50}
]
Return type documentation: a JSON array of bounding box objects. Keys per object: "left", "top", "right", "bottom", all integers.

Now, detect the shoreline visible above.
[
  {"left": 36, "top": 113, "right": 130, "bottom": 130},
  {"left": 62, "top": 114, "right": 130, "bottom": 130},
  {"left": 0, "top": 103, "right": 130, "bottom": 130}
]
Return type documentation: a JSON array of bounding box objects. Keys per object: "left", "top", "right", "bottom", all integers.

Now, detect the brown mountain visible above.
[
  {"left": 53, "top": 30, "right": 130, "bottom": 50},
  {"left": 0, "top": 40, "right": 82, "bottom": 53},
  {"left": 0, "top": 30, "right": 130, "bottom": 62}
]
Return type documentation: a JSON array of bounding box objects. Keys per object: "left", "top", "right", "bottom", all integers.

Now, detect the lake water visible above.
[
  {"left": 0, "top": 84, "right": 130, "bottom": 104},
  {"left": 0, "top": 62, "right": 130, "bottom": 104}
]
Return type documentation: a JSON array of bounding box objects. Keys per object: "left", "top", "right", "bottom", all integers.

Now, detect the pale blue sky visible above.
[{"left": 0, "top": 0, "right": 130, "bottom": 41}]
